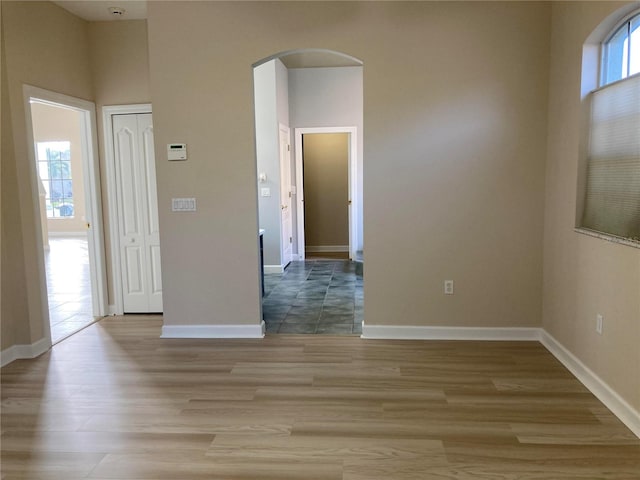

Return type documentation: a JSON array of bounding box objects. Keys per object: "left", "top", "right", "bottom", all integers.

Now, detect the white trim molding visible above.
[
  {"left": 540, "top": 330, "right": 640, "bottom": 439},
  {"left": 264, "top": 264, "right": 285, "bottom": 274},
  {"left": 161, "top": 322, "right": 266, "bottom": 339},
  {"left": 306, "top": 245, "right": 349, "bottom": 253},
  {"left": 47, "top": 231, "right": 87, "bottom": 237},
  {"left": 361, "top": 324, "right": 541, "bottom": 341},
  {"left": 1, "top": 338, "right": 51, "bottom": 367}
]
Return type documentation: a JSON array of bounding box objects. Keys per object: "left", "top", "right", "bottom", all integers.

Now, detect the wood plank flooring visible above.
[{"left": 2, "top": 316, "right": 639, "bottom": 479}]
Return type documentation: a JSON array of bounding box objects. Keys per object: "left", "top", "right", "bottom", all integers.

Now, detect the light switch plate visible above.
[
  {"left": 261, "top": 188, "right": 271, "bottom": 197},
  {"left": 172, "top": 198, "right": 196, "bottom": 212}
]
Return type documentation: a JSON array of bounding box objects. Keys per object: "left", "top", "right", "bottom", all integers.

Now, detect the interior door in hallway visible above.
[{"left": 113, "top": 113, "right": 163, "bottom": 313}]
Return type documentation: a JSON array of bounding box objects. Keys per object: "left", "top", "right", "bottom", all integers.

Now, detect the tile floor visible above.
[
  {"left": 45, "top": 236, "right": 97, "bottom": 343},
  {"left": 262, "top": 259, "right": 363, "bottom": 334}
]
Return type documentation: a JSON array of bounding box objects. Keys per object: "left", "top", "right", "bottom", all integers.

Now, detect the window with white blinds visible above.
[{"left": 581, "top": 73, "right": 640, "bottom": 242}]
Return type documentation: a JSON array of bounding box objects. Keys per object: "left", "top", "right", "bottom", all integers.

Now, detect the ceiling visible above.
[{"left": 52, "top": 1, "right": 147, "bottom": 21}]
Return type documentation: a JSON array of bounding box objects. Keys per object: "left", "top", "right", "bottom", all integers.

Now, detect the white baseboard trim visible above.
[
  {"left": 47, "top": 231, "right": 87, "bottom": 237},
  {"left": 540, "top": 330, "right": 640, "bottom": 439},
  {"left": 264, "top": 264, "right": 284, "bottom": 274},
  {"left": 161, "top": 321, "right": 265, "bottom": 339},
  {"left": 1, "top": 337, "right": 51, "bottom": 367},
  {"left": 306, "top": 245, "right": 349, "bottom": 253},
  {"left": 361, "top": 324, "right": 541, "bottom": 341}
]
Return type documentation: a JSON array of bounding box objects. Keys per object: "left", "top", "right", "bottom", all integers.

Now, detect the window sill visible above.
[{"left": 574, "top": 228, "right": 640, "bottom": 250}]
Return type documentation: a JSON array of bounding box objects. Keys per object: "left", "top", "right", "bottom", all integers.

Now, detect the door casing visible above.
[
  {"left": 23, "top": 85, "right": 108, "bottom": 346},
  {"left": 103, "top": 104, "right": 155, "bottom": 315}
]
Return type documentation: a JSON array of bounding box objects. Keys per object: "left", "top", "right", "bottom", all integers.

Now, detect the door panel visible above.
[
  {"left": 115, "top": 127, "right": 141, "bottom": 237},
  {"left": 124, "top": 247, "right": 144, "bottom": 294},
  {"left": 150, "top": 245, "right": 163, "bottom": 295},
  {"left": 141, "top": 117, "right": 160, "bottom": 236},
  {"left": 137, "top": 114, "right": 163, "bottom": 312},
  {"left": 113, "top": 113, "right": 162, "bottom": 313}
]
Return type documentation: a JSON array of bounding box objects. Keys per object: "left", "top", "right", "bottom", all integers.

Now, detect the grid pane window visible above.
[{"left": 36, "top": 141, "right": 74, "bottom": 218}]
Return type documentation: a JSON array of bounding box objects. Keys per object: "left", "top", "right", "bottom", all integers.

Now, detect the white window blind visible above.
[{"left": 582, "top": 73, "right": 640, "bottom": 241}]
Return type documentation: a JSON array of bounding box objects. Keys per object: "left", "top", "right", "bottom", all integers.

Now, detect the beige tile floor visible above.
[{"left": 45, "top": 236, "right": 97, "bottom": 343}]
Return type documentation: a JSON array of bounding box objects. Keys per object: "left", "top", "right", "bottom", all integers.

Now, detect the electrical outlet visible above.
[
  {"left": 596, "top": 314, "right": 603, "bottom": 334},
  {"left": 444, "top": 280, "right": 454, "bottom": 295}
]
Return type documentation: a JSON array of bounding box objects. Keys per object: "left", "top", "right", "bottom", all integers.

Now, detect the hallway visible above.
[{"left": 262, "top": 260, "right": 363, "bottom": 334}]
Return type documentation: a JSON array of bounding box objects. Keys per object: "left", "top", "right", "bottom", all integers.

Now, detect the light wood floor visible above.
[{"left": 2, "top": 316, "right": 639, "bottom": 479}]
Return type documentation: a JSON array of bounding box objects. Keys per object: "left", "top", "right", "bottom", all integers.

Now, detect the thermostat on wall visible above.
[{"left": 167, "top": 143, "right": 187, "bottom": 161}]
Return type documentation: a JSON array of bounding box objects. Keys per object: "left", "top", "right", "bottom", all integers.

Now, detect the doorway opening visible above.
[
  {"left": 295, "top": 128, "right": 358, "bottom": 261},
  {"left": 24, "top": 86, "right": 107, "bottom": 344},
  {"left": 253, "top": 49, "right": 364, "bottom": 335},
  {"left": 102, "top": 105, "right": 163, "bottom": 315}
]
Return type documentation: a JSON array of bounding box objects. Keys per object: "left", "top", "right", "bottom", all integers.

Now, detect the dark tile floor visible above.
[{"left": 262, "top": 260, "right": 363, "bottom": 335}]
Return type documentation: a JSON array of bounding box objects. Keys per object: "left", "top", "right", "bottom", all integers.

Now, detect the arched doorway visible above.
[{"left": 253, "top": 49, "right": 364, "bottom": 335}]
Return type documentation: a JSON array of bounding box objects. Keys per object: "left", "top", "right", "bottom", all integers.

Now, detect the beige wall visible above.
[
  {"left": 2, "top": 23, "right": 30, "bottom": 350},
  {"left": 1, "top": 4, "right": 4, "bottom": 345},
  {"left": 147, "top": 1, "right": 550, "bottom": 329},
  {"left": 88, "top": 20, "right": 150, "bottom": 108},
  {"left": 0, "top": 0, "right": 2, "bottom": 344},
  {"left": 1, "top": 1, "right": 94, "bottom": 349},
  {"left": 88, "top": 19, "right": 150, "bottom": 305},
  {"left": 543, "top": 1, "right": 640, "bottom": 413},
  {"left": 303, "top": 133, "right": 349, "bottom": 248},
  {"left": 31, "top": 102, "right": 87, "bottom": 233}
]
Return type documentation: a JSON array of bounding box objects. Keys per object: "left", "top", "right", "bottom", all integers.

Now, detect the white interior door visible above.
[
  {"left": 279, "top": 126, "right": 293, "bottom": 267},
  {"left": 113, "top": 113, "right": 163, "bottom": 313}
]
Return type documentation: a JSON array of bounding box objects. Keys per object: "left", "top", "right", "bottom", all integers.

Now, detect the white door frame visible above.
[
  {"left": 103, "top": 104, "right": 153, "bottom": 315},
  {"left": 294, "top": 126, "right": 358, "bottom": 260},
  {"left": 279, "top": 123, "right": 293, "bottom": 267},
  {"left": 23, "top": 85, "right": 108, "bottom": 345}
]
